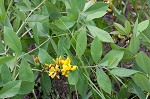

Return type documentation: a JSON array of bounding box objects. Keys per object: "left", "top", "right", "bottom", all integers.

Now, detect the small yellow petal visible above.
[
  {"left": 55, "top": 64, "right": 60, "bottom": 71},
  {"left": 34, "top": 57, "right": 39, "bottom": 63},
  {"left": 107, "top": 8, "right": 112, "bottom": 13},
  {"left": 71, "top": 66, "right": 77, "bottom": 71},
  {"left": 63, "top": 57, "right": 71, "bottom": 65},
  {"left": 49, "top": 72, "right": 57, "bottom": 78}
]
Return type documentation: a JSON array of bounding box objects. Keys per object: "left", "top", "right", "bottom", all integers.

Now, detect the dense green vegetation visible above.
[{"left": 0, "top": 0, "right": 150, "bottom": 98}]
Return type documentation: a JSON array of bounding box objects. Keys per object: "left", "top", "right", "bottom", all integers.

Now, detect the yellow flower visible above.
[
  {"left": 45, "top": 64, "right": 49, "bottom": 70},
  {"left": 107, "top": 8, "right": 113, "bottom": 13},
  {"left": 62, "top": 57, "right": 71, "bottom": 65},
  {"left": 61, "top": 69, "right": 66, "bottom": 75},
  {"left": 55, "top": 64, "right": 60, "bottom": 72},
  {"left": 34, "top": 57, "right": 39, "bottom": 63},
  {"left": 55, "top": 56, "right": 63, "bottom": 65},
  {"left": 71, "top": 66, "right": 77, "bottom": 71},
  {"left": 49, "top": 67, "right": 57, "bottom": 78},
  {"left": 44, "top": 56, "right": 77, "bottom": 78}
]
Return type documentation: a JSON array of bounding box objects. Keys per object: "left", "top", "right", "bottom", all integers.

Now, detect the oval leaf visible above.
[
  {"left": 68, "top": 70, "right": 79, "bottom": 85},
  {"left": 38, "top": 48, "right": 53, "bottom": 64},
  {"left": 133, "top": 73, "right": 150, "bottom": 92},
  {"left": 100, "top": 50, "right": 124, "bottom": 68},
  {"left": 114, "top": 23, "right": 126, "bottom": 35},
  {"left": 4, "top": 26, "right": 22, "bottom": 54},
  {"left": 91, "top": 36, "right": 102, "bottom": 63},
  {"left": 110, "top": 68, "right": 138, "bottom": 77},
  {"left": 129, "top": 37, "right": 140, "bottom": 54},
  {"left": 1, "top": 64, "right": 11, "bottom": 84},
  {"left": 18, "top": 81, "right": 34, "bottom": 94},
  {"left": 40, "top": 73, "right": 52, "bottom": 93},
  {"left": 0, "top": 80, "right": 21, "bottom": 98},
  {"left": 96, "top": 68, "right": 112, "bottom": 94},
  {"left": 19, "top": 58, "right": 34, "bottom": 82},
  {"left": 135, "top": 51, "right": 150, "bottom": 76},
  {"left": 138, "top": 20, "right": 149, "bottom": 32},
  {"left": 125, "top": 20, "right": 131, "bottom": 34},
  {"left": 87, "top": 25, "right": 114, "bottom": 43},
  {"left": 76, "top": 28, "right": 87, "bottom": 58}
]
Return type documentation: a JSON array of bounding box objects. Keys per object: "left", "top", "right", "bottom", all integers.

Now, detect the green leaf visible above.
[
  {"left": 77, "top": 0, "right": 86, "bottom": 12},
  {"left": 13, "top": 17, "right": 21, "bottom": 32},
  {"left": 85, "top": 2, "right": 108, "bottom": 21},
  {"left": 133, "top": 18, "right": 140, "bottom": 37},
  {"left": 0, "top": 56, "right": 14, "bottom": 64},
  {"left": 108, "top": 57, "right": 119, "bottom": 68},
  {"left": 4, "top": 26, "right": 22, "bottom": 54},
  {"left": 112, "top": 5, "right": 126, "bottom": 24},
  {"left": 85, "top": 2, "right": 108, "bottom": 12},
  {"left": 110, "top": 68, "right": 138, "bottom": 77},
  {"left": 87, "top": 25, "right": 114, "bottom": 43},
  {"left": 33, "top": 24, "right": 39, "bottom": 45},
  {"left": 129, "top": 36, "right": 140, "bottom": 54},
  {"left": 18, "top": 81, "right": 34, "bottom": 94},
  {"left": 0, "top": 0, "right": 6, "bottom": 22},
  {"left": 40, "top": 73, "right": 52, "bottom": 93},
  {"left": 19, "top": 58, "right": 34, "bottom": 82},
  {"left": 83, "top": 0, "right": 94, "bottom": 12},
  {"left": 54, "top": 16, "right": 76, "bottom": 30},
  {"left": 128, "top": 81, "right": 146, "bottom": 99},
  {"left": 45, "top": 1, "right": 61, "bottom": 20},
  {"left": 117, "top": 86, "right": 130, "bottom": 99},
  {"left": 68, "top": 70, "right": 79, "bottom": 85},
  {"left": 15, "top": 9, "right": 26, "bottom": 21},
  {"left": 133, "top": 73, "right": 150, "bottom": 92},
  {"left": 100, "top": 50, "right": 124, "bottom": 68},
  {"left": 70, "top": 0, "right": 86, "bottom": 12},
  {"left": 76, "top": 72, "right": 87, "bottom": 97},
  {"left": 38, "top": 48, "right": 53, "bottom": 64},
  {"left": 27, "top": 14, "right": 48, "bottom": 22},
  {"left": 0, "top": 39, "right": 4, "bottom": 52},
  {"left": 76, "top": 28, "right": 87, "bottom": 58},
  {"left": 16, "top": 1, "right": 32, "bottom": 11},
  {"left": 125, "top": 20, "right": 131, "bottom": 34},
  {"left": 114, "top": 23, "right": 126, "bottom": 35},
  {"left": 0, "top": 80, "right": 21, "bottom": 98},
  {"left": 57, "top": 36, "right": 65, "bottom": 56},
  {"left": 1, "top": 64, "right": 11, "bottom": 84},
  {"left": 135, "top": 52, "right": 150, "bottom": 75},
  {"left": 49, "top": 37, "right": 58, "bottom": 55},
  {"left": 138, "top": 20, "right": 149, "bottom": 32},
  {"left": 0, "top": 76, "right": 3, "bottom": 87},
  {"left": 91, "top": 37, "right": 102, "bottom": 63},
  {"left": 96, "top": 68, "right": 112, "bottom": 94}
]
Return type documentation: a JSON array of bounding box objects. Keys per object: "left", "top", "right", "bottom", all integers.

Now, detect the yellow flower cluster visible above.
[{"left": 45, "top": 56, "right": 77, "bottom": 79}]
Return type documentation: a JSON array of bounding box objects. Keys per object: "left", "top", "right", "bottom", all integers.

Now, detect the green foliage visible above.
[
  {"left": 96, "top": 68, "right": 112, "bottom": 94},
  {"left": 68, "top": 70, "right": 79, "bottom": 85},
  {"left": 110, "top": 68, "right": 138, "bottom": 77},
  {"left": 38, "top": 48, "right": 53, "bottom": 64},
  {"left": 87, "top": 25, "right": 114, "bottom": 43},
  {"left": 76, "top": 28, "right": 87, "bottom": 58},
  {"left": 135, "top": 52, "right": 150, "bottom": 76},
  {"left": 40, "top": 73, "right": 52, "bottom": 96},
  {"left": 0, "top": 0, "right": 150, "bottom": 98},
  {"left": 4, "top": 27, "right": 22, "bottom": 54},
  {"left": 1, "top": 64, "right": 11, "bottom": 84},
  {"left": 91, "top": 36, "right": 102, "bottom": 63},
  {"left": 0, "top": 80, "right": 21, "bottom": 98}
]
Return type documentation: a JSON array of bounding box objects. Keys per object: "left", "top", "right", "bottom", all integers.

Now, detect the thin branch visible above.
[{"left": 16, "top": 0, "right": 46, "bottom": 35}]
